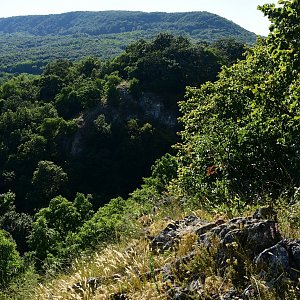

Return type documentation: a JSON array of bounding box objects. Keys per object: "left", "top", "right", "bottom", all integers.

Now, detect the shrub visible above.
[
  {"left": 176, "top": 1, "right": 300, "bottom": 205},
  {"left": 0, "top": 230, "right": 23, "bottom": 289}
]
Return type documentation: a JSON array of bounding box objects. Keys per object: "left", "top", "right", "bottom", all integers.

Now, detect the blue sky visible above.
[{"left": 0, "top": 0, "right": 277, "bottom": 36}]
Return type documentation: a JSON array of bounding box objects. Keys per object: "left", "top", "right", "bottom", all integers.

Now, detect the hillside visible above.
[
  {"left": 0, "top": 11, "right": 256, "bottom": 76},
  {"left": 0, "top": 33, "right": 235, "bottom": 213},
  {"left": 0, "top": 11, "right": 256, "bottom": 39},
  {"left": 3, "top": 1, "right": 300, "bottom": 299}
]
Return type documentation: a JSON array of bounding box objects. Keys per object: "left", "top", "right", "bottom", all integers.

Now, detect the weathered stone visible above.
[
  {"left": 254, "top": 238, "right": 300, "bottom": 281},
  {"left": 69, "top": 211, "right": 299, "bottom": 298},
  {"left": 68, "top": 277, "right": 101, "bottom": 295},
  {"left": 111, "top": 293, "right": 128, "bottom": 300},
  {"left": 285, "top": 239, "right": 300, "bottom": 269},
  {"left": 221, "top": 288, "right": 243, "bottom": 300},
  {"left": 254, "top": 243, "right": 289, "bottom": 277},
  {"left": 253, "top": 207, "right": 277, "bottom": 220},
  {"left": 197, "top": 218, "right": 281, "bottom": 260},
  {"left": 150, "top": 215, "right": 208, "bottom": 252},
  {"left": 152, "top": 213, "right": 289, "bottom": 299},
  {"left": 242, "top": 285, "right": 256, "bottom": 298},
  {"left": 221, "top": 219, "right": 281, "bottom": 256}
]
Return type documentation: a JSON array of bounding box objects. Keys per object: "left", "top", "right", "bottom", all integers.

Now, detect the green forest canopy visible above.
[
  {"left": 0, "top": 11, "right": 256, "bottom": 76},
  {"left": 177, "top": 0, "right": 300, "bottom": 206},
  {"left": 0, "top": 34, "right": 244, "bottom": 214}
]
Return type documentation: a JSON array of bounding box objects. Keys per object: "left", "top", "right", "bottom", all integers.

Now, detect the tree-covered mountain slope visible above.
[
  {"left": 0, "top": 11, "right": 256, "bottom": 40},
  {"left": 0, "top": 11, "right": 256, "bottom": 76},
  {"left": 1, "top": 33, "right": 240, "bottom": 214}
]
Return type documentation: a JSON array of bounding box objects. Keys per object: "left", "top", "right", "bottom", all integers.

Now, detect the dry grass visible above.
[
  {"left": 30, "top": 201, "right": 300, "bottom": 300},
  {"left": 32, "top": 204, "right": 215, "bottom": 300},
  {"left": 34, "top": 239, "right": 169, "bottom": 299},
  {"left": 277, "top": 201, "right": 300, "bottom": 239}
]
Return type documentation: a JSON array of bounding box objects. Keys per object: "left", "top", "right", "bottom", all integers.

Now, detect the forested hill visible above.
[
  {"left": 0, "top": 11, "right": 256, "bottom": 76},
  {"left": 0, "top": 11, "right": 255, "bottom": 41}
]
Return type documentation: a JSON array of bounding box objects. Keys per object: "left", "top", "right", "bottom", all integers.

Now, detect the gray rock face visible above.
[
  {"left": 151, "top": 215, "right": 281, "bottom": 260},
  {"left": 150, "top": 212, "right": 299, "bottom": 299},
  {"left": 252, "top": 206, "right": 277, "bottom": 220},
  {"left": 254, "top": 238, "right": 300, "bottom": 281},
  {"left": 254, "top": 243, "right": 289, "bottom": 274},
  {"left": 202, "top": 218, "right": 281, "bottom": 258},
  {"left": 221, "top": 288, "right": 243, "bottom": 300},
  {"left": 151, "top": 215, "right": 210, "bottom": 252},
  {"left": 70, "top": 211, "right": 300, "bottom": 298},
  {"left": 68, "top": 277, "right": 101, "bottom": 296},
  {"left": 111, "top": 293, "right": 128, "bottom": 300}
]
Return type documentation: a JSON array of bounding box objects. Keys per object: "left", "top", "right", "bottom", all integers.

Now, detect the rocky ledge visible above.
[
  {"left": 151, "top": 208, "right": 299, "bottom": 299},
  {"left": 70, "top": 208, "right": 300, "bottom": 299}
]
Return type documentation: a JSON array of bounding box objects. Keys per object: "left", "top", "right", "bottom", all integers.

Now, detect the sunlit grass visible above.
[{"left": 14, "top": 199, "right": 300, "bottom": 300}]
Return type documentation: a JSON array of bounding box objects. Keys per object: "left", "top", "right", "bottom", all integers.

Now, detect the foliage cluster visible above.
[
  {"left": 0, "top": 32, "right": 246, "bottom": 289},
  {"left": 0, "top": 33, "right": 239, "bottom": 214},
  {"left": 0, "top": 230, "right": 23, "bottom": 289},
  {"left": 112, "top": 34, "right": 221, "bottom": 95},
  {"left": 176, "top": 0, "right": 300, "bottom": 207}
]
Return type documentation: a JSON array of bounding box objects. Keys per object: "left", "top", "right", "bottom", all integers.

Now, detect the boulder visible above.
[
  {"left": 151, "top": 215, "right": 281, "bottom": 260},
  {"left": 254, "top": 238, "right": 300, "bottom": 281},
  {"left": 151, "top": 213, "right": 290, "bottom": 299},
  {"left": 150, "top": 215, "right": 211, "bottom": 252}
]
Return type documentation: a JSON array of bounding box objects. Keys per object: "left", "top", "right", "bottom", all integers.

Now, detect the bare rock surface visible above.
[{"left": 150, "top": 208, "right": 299, "bottom": 299}]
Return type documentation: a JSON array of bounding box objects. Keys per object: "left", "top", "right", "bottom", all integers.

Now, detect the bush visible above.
[
  {"left": 176, "top": 1, "right": 300, "bottom": 205},
  {"left": 77, "top": 197, "right": 137, "bottom": 250},
  {"left": 0, "top": 230, "right": 23, "bottom": 289},
  {"left": 28, "top": 193, "right": 93, "bottom": 271}
]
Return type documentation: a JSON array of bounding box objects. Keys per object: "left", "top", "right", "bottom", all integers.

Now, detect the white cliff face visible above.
[
  {"left": 138, "top": 92, "right": 177, "bottom": 127},
  {"left": 115, "top": 82, "right": 178, "bottom": 126}
]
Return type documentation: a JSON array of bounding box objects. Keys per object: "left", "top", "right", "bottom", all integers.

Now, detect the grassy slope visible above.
[{"left": 3, "top": 198, "right": 299, "bottom": 300}]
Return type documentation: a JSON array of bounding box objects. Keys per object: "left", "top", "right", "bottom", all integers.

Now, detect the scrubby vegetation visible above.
[{"left": 1, "top": 1, "right": 300, "bottom": 299}]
